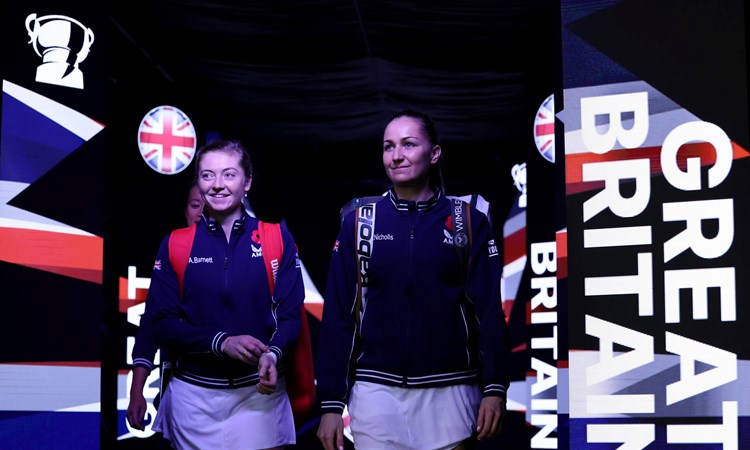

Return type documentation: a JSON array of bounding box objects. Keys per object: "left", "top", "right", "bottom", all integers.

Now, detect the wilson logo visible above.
[{"left": 270, "top": 258, "right": 279, "bottom": 283}]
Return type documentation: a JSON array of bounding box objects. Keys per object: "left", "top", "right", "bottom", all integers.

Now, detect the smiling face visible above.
[
  {"left": 197, "top": 149, "right": 251, "bottom": 222},
  {"left": 382, "top": 116, "right": 441, "bottom": 197}
]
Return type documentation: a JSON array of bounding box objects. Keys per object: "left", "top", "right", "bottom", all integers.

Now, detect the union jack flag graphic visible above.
[
  {"left": 533, "top": 94, "right": 555, "bottom": 163},
  {"left": 137, "top": 105, "right": 196, "bottom": 174}
]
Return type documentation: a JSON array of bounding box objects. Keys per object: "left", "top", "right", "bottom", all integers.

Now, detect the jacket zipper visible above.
[{"left": 402, "top": 207, "right": 416, "bottom": 387}]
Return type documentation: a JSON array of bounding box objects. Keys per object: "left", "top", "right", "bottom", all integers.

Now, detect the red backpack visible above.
[{"left": 168, "top": 222, "right": 316, "bottom": 430}]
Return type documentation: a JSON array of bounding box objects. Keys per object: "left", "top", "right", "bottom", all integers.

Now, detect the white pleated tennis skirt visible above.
[
  {"left": 154, "top": 377, "right": 295, "bottom": 449},
  {"left": 349, "top": 381, "right": 480, "bottom": 450}
]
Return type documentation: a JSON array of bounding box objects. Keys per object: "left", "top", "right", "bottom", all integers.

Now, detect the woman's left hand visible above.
[
  {"left": 256, "top": 352, "right": 277, "bottom": 395},
  {"left": 476, "top": 396, "right": 506, "bottom": 441}
]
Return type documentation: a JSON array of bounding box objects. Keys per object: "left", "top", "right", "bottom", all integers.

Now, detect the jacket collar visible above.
[
  {"left": 204, "top": 210, "right": 248, "bottom": 233},
  {"left": 388, "top": 187, "right": 442, "bottom": 212}
]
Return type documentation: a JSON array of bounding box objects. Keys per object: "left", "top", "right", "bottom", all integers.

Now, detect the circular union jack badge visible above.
[
  {"left": 137, "top": 105, "right": 197, "bottom": 175},
  {"left": 533, "top": 94, "right": 555, "bottom": 163}
]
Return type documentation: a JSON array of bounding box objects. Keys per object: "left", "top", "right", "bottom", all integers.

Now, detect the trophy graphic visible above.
[
  {"left": 511, "top": 162, "right": 527, "bottom": 208},
  {"left": 25, "top": 13, "right": 95, "bottom": 89}
]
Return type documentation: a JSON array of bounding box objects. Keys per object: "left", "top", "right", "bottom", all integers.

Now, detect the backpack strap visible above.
[
  {"left": 450, "top": 197, "right": 472, "bottom": 285},
  {"left": 258, "top": 221, "right": 283, "bottom": 294},
  {"left": 447, "top": 193, "right": 491, "bottom": 225},
  {"left": 353, "top": 201, "right": 378, "bottom": 328},
  {"left": 340, "top": 194, "right": 386, "bottom": 225},
  {"left": 164, "top": 223, "right": 197, "bottom": 391},
  {"left": 168, "top": 224, "right": 197, "bottom": 297},
  {"left": 259, "top": 220, "right": 316, "bottom": 428}
]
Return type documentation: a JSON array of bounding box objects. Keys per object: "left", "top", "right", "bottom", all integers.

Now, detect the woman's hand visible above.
[
  {"left": 256, "top": 352, "right": 277, "bottom": 394},
  {"left": 126, "top": 366, "right": 150, "bottom": 431},
  {"left": 476, "top": 396, "right": 506, "bottom": 441},
  {"left": 317, "top": 413, "right": 345, "bottom": 450},
  {"left": 221, "top": 335, "right": 269, "bottom": 364}
]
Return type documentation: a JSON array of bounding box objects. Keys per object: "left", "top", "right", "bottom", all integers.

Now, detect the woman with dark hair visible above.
[
  {"left": 317, "top": 110, "right": 510, "bottom": 449},
  {"left": 182, "top": 180, "right": 205, "bottom": 226}
]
